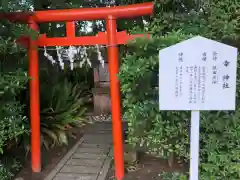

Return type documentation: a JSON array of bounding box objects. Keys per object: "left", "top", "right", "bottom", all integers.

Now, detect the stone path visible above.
[{"left": 45, "top": 122, "right": 113, "bottom": 180}]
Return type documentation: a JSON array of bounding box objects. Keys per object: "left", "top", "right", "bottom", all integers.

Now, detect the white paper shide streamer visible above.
[
  {"left": 44, "top": 47, "right": 56, "bottom": 65},
  {"left": 43, "top": 45, "right": 105, "bottom": 70}
]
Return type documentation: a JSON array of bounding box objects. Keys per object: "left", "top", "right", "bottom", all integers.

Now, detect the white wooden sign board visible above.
[
  {"left": 159, "top": 36, "right": 238, "bottom": 180},
  {"left": 159, "top": 36, "right": 238, "bottom": 111}
]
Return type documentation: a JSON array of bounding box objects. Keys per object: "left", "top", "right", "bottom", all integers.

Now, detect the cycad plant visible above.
[
  {"left": 21, "top": 72, "right": 91, "bottom": 154},
  {"left": 39, "top": 78, "right": 90, "bottom": 149}
]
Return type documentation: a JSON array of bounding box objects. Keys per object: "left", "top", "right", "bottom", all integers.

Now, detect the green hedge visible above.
[{"left": 119, "top": 0, "right": 240, "bottom": 179}]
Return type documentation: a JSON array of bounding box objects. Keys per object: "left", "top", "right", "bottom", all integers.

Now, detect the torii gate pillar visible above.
[{"left": 106, "top": 16, "right": 124, "bottom": 178}]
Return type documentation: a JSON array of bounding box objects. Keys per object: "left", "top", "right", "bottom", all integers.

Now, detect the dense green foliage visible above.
[
  {"left": 0, "top": 23, "right": 29, "bottom": 180},
  {"left": 0, "top": 2, "right": 33, "bottom": 179},
  {"left": 0, "top": 157, "right": 22, "bottom": 180},
  {"left": 0, "top": 69, "right": 28, "bottom": 151},
  {"left": 160, "top": 172, "right": 187, "bottom": 180},
  {"left": 120, "top": 0, "right": 240, "bottom": 179}
]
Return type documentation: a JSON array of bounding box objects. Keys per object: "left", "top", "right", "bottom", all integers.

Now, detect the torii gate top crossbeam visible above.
[{"left": 0, "top": 2, "right": 153, "bottom": 23}]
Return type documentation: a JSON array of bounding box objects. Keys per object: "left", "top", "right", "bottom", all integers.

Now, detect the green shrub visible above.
[
  {"left": 0, "top": 165, "right": 13, "bottom": 180},
  {"left": 0, "top": 158, "right": 22, "bottom": 180},
  {"left": 160, "top": 172, "right": 187, "bottom": 180},
  {"left": 0, "top": 35, "right": 29, "bottom": 179},
  {"left": 0, "top": 34, "right": 29, "bottom": 155},
  {"left": 120, "top": 0, "right": 240, "bottom": 179},
  {"left": 0, "top": 102, "right": 28, "bottom": 153}
]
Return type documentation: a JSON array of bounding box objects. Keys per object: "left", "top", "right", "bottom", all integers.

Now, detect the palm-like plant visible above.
[
  {"left": 21, "top": 75, "right": 92, "bottom": 154},
  {"left": 39, "top": 78, "right": 91, "bottom": 149}
]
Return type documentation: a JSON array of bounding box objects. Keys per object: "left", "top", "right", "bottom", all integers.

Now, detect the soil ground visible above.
[
  {"left": 13, "top": 127, "right": 83, "bottom": 180},
  {"left": 106, "top": 154, "right": 186, "bottom": 180}
]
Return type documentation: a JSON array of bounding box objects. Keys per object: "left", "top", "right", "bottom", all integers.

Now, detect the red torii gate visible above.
[{"left": 1, "top": 2, "right": 153, "bottom": 180}]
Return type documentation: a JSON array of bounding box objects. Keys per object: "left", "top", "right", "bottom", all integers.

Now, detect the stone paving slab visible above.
[
  {"left": 84, "top": 134, "right": 112, "bottom": 139},
  {"left": 66, "top": 159, "right": 104, "bottom": 167},
  {"left": 53, "top": 173, "right": 98, "bottom": 180},
  {"left": 60, "top": 165, "right": 101, "bottom": 174},
  {"left": 79, "top": 143, "right": 111, "bottom": 149},
  {"left": 75, "top": 147, "right": 109, "bottom": 154},
  {"left": 85, "top": 124, "right": 112, "bottom": 129},
  {"left": 84, "top": 124, "right": 113, "bottom": 132},
  {"left": 83, "top": 140, "right": 112, "bottom": 144},
  {"left": 72, "top": 152, "right": 107, "bottom": 159},
  {"left": 84, "top": 129, "right": 112, "bottom": 134},
  {"left": 83, "top": 138, "right": 112, "bottom": 144}
]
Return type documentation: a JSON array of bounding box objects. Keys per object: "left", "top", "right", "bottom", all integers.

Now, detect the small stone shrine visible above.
[{"left": 92, "top": 61, "right": 111, "bottom": 114}]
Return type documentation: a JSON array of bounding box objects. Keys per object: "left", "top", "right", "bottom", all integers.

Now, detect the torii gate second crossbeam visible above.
[{"left": 1, "top": 2, "right": 154, "bottom": 180}]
